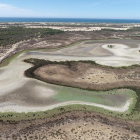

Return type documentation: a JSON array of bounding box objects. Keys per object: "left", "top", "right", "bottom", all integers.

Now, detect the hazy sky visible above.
[{"left": 0, "top": 0, "right": 139, "bottom": 19}]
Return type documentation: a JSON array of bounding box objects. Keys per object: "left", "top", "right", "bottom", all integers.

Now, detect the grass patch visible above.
[
  {"left": 0, "top": 51, "right": 25, "bottom": 68},
  {"left": 54, "top": 87, "right": 134, "bottom": 107}
]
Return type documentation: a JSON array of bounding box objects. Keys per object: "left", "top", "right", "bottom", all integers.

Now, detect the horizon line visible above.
[{"left": 0, "top": 17, "right": 140, "bottom": 20}]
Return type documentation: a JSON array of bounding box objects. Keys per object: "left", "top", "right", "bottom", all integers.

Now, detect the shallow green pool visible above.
[{"left": 53, "top": 87, "right": 136, "bottom": 107}]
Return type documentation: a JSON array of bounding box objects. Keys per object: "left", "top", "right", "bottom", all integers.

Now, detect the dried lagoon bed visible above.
[{"left": 0, "top": 39, "right": 140, "bottom": 121}]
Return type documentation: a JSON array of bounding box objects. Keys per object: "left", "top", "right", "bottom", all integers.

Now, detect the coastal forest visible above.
[{"left": 0, "top": 27, "right": 64, "bottom": 46}]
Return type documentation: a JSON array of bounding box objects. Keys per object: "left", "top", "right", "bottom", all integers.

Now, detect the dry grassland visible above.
[
  {"left": 0, "top": 111, "right": 140, "bottom": 140},
  {"left": 34, "top": 62, "right": 140, "bottom": 90}
]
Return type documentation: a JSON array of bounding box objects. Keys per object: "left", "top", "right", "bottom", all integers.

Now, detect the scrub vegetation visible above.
[
  {"left": 0, "top": 27, "right": 64, "bottom": 46},
  {"left": 24, "top": 58, "right": 140, "bottom": 90}
]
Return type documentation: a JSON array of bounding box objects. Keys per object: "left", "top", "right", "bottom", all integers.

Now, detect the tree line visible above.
[{"left": 0, "top": 27, "right": 64, "bottom": 46}]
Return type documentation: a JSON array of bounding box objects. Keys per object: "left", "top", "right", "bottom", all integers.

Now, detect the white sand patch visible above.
[
  {"left": 26, "top": 26, "right": 129, "bottom": 31},
  {"left": 96, "top": 60, "right": 140, "bottom": 67},
  {"left": 34, "top": 86, "right": 57, "bottom": 98},
  {"left": 0, "top": 98, "right": 133, "bottom": 113},
  {"left": 94, "top": 43, "right": 140, "bottom": 67},
  {"left": 101, "top": 44, "right": 140, "bottom": 58},
  {"left": 0, "top": 80, "right": 26, "bottom": 95}
]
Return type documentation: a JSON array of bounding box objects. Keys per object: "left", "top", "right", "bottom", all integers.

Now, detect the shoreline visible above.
[
  {"left": 1, "top": 39, "right": 140, "bottom": 68},
  {"left": 0, "top": 98, "right": 133, "bottom": 113}
]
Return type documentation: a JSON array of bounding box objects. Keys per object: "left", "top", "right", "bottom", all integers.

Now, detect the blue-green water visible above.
[{"left": 0, "top": 17, "right": 140, "bottom": 23}]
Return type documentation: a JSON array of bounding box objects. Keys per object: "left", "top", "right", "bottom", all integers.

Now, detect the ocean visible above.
[{"left": 0, "top": 17, "right": 140, "bottom": 23}]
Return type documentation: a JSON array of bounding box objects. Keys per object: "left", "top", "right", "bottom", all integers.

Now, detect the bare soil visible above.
[
  {"left": 0, "top": 111, "right": 139, "bottom": 140},
  {"left": 34, "top": 62, "right": 140, "bottom": 90}
]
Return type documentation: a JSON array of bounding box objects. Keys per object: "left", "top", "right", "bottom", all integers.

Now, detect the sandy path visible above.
[{"left": 0, "top": 42, "right": 20, "bottom": 63}]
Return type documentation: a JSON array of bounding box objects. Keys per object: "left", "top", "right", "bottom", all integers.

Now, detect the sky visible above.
[{"left": 0, "top": 0, "right": 140, "bottom": 19}]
